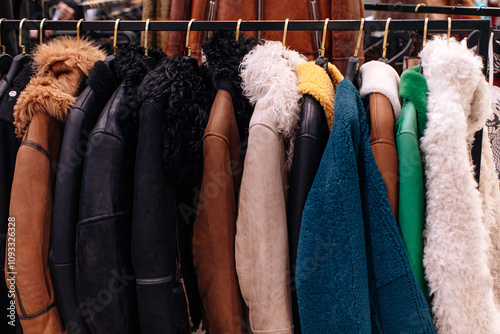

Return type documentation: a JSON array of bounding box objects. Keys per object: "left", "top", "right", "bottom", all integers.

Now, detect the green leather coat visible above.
[{"left": 396, "top": 66, "right": 429, "bottom": 300}]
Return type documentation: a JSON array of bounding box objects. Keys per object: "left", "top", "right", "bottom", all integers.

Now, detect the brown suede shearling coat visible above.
[{"left": 6, "top": 36, "right": 105, "bottom": 334}]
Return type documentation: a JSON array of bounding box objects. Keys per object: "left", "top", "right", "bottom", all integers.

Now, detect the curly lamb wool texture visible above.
[
  {"left": 202, "top": 31, "right": 257, "bottom": 145},
  {"left": 420, "top": 36, "right": 500, "bottom": 333},
  {"left": 240, "top": 40, "right": 307, "bottom": 170}
]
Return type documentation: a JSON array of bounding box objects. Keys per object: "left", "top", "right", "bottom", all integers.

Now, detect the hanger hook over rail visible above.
[
  {"left": 19, "top": 18, "right": 26, "bottom": 55},
  {"left": 185, "top": 18, "right": 196, "bottom": 57},
  {"left": 320, "top": 18, "right": 329, "bottom": 57}
]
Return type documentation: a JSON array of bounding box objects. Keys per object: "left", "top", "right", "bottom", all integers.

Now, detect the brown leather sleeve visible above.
[
  {"left": 367, "top": 93, "right": 399, "bottom": 222},
  {"left": 331, "top": 0, "right": 364, "bottom": 74}
]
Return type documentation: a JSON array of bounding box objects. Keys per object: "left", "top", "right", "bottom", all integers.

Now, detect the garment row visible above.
[{"left": 0, "top": 31, "right": 499, "bottom": 334}]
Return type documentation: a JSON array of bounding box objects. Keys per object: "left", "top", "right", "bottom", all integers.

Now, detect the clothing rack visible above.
[
  {"left": 1, "top": 18, "right": 490, "bottom": 183},
  {"left": 365, "top": 3, "right": 500, "bottom": 16}
]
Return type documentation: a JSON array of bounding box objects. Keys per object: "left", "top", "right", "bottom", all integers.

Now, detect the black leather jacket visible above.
[
  {"left": 287, "top": 94, "right": 329, "bottom": 334},
  {"left": 75, "top": 49, "right": 150, "bottom": 334},
  {"left": 0, "top": 61, "right": 32, "bottom": 334},
  {"left": 49, "top": 60, "right": 118, "bottom": 334}
]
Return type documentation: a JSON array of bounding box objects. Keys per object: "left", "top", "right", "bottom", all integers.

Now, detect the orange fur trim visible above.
[
  {"left": 14, "top": 77, "right": 75, "bottom": 139},
  {"left": 33, "top": 35, "right": 106, "bottom": 77}
]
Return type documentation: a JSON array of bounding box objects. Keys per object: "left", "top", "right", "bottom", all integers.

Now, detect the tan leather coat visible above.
[
  {"left": 6, "top": 37, "right": 105, "bottom": 334},
  {"left": 192, "top": 90, "right": 247, "bottom": 333},
  {"left": 167, "top": 0, "right": 364, "bottom": 73}
]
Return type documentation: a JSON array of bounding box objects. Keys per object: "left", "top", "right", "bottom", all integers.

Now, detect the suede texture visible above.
[
  {"left": 7, "top": 36, "right": 104, "bottom": 334},
  {"left": 295, "top": 80, "right": 435, "bottom": 334}
]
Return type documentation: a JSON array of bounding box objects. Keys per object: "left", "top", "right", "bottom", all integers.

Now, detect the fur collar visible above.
[
  {"left": 34, "top": 36, "right": 106, "bottom": 78},
  {"left": 202, "top": 31, "right": 257, "bottom": 145},
  {"left": 419, "top": 36, "right": 500, "bottom": 333},
  {"left": 240, "top": 41, "right": 307, "bottom": 169},
  {"left": 420, "top": 36, "right": 490, "bottom": 139},
  {"left": 359, "top": 60, "right": 402, "bottom": 120},
  {"left": 138, "top": 56, "right": 213, "bottom": 186},
  {"left": 86, "top": 60, "right": 118, "bottom": 109},
  {"left": 14, "top": 36, "right": 105, "bottom": 139},
  {"left": 297, "top": 62, "right": 343, "bottom": 130},
  {"left": 398, "top": 66, "right": 428, "bottom": 137}
]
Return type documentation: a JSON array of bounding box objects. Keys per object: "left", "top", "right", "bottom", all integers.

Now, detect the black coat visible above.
[
  {"left": 0, "top": 61, "right": 33, "bottom": 334},
  {"left": 287, "top": 94, "right": 329, "bottom": 334},
  {"left": 132, "top": 56, "right": 213, "bottom": 333},
  {"left": 49, "top": 60, "right": 118, "bottom": 334},
  {"left": 75, "top": 49, "right": 149, "bottom": 334}
]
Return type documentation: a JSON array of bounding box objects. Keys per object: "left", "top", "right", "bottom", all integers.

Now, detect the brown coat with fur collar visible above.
[{"left": 6, "top": 36, "right": 105, "bottom": 334}]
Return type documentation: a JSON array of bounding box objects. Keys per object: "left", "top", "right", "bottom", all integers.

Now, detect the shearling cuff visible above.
[
  {"left": 359, "top": 60, "right": 402, "bottom": 120},
  {"left": 297, "top": 62, "right": 343, "bottom": 130},
  {"left": 14, "top": 77, "right": 75, "bottom": 139}
]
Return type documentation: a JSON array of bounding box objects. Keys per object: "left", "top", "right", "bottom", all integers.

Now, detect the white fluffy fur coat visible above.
[{"left": 420, "top": 36, "right": 500, "bottom": 333}]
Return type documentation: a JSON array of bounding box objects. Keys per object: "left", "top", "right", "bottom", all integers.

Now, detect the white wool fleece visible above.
[
  {"left": 240, "top": 40, "right": 307, "bottom": 170},
  {"left": 420, "top": 35, "right": 500, "bottom": 334},
  {"left": 359, "top": 60, "right": 402, "bottom": 120}
]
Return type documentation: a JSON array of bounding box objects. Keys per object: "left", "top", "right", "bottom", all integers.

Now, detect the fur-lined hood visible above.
[
  {"left": 419, "top": 36, "right": 500, "bottom": 333},
  {"left": 14, "top": 36, "right": 105, "bottom": 139},
  {"left": 202, "top": 31, "right": 257, "bottom": 145},
  {"left": 240, "top": 40, "right": 307, "bottom": 169},
  {"left": 359, "top": 60, "right": 402, "bottom": 120}
]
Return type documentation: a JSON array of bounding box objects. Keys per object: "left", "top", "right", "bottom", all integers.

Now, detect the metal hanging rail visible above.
[
  {"left": 0, "top": 19, "right": 491, "bottom": 68},
  {"left": 365, "top": 3, "right": 499, "bottom": 17}
]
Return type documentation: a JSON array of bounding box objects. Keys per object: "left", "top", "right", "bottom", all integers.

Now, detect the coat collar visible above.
[
  {"left": 14, "top": 36, "right": 105, "bottom": 139},
  {"left": 240, "top": 40, "right": 307, "bottom": 170},
  {"left": 420, "top": 36, "right": 490, "bottom": 139},
  {"left": 359, "top": 60, "right": 402, "bottom": 120},
  {"left": 399, "top": 66, "right": 428, "bottom": 137}
]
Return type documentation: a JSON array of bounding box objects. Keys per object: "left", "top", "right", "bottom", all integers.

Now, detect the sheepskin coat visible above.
[
  {"left": 287, "top": 61, "right": 343, "bottom": 332},
  {"left": 396, "top": 65, "right": 429, "bottom": 300},
  {"left": 191, "top": 32, "right": 255, "bottom": 334},
  {"left": 76, "top": 46, "right": 153, "bottom": 334},
  {"left": 295, "top": 79, "right": 435, "bottom": 334},
  {"left": 133, "top": 54, "right": 214, "bottom": 334},
  {"left": 235, "top": 41, "right": 306, "bottom": 334},
  {"left": 49, "top": 59, "right": 118, "bottom": 334},
  {"left": 359, "top": 60, "right": 402, "bottom": 221},
  {"left": 0, "top": 60, "right": 33, "bottom": 334},
  {"left": 420, "top": 36, "right": 500, "bottom": 334},
  {"left": 7, "top": 36, "right": 105, "bottom": 334}
]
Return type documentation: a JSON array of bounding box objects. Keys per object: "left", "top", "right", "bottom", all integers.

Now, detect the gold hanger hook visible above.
[
  {"left": 320, "top": 18, "right": 329, "bottom": 57},
  {"left": 185, "top": 18, "right": 196, "bottom": 57},
  {"left": 144, "top": 19, "right": 150, "bottom": 56},
  {"left": 77, "top": 18, "right": 84, "bottom": 47},
  {"left": 423, "top": 17, "right": 429, "bottom": 47},
  {"left": 382, "top": 17, "right": 391, "bottom": 59},
  {"left": 39, "top": 18, "right": 46, "bottom": 45},
  {"left": 235, "top": 19, "right": 242, "bottom": 42},
  {"left": 0, "top": 18, "right": 5, "bottom": 54},
  {"left": 354, "top": 18, "right": 364, "bottom": 58},
  {"left": 113, "top": 18, "right": 120, "bottom": 54},
  {"left": 415, "top": 3, "right": 428, "bottom": 19},
  {"left": 19, "top": 18, "right": 26, "bottom": 55},
  {"left": 447, "top": 17, "right": 451, "bottom": 46},
  {"left": 282, "top": 18, "right": 289, "bottom": 47}
]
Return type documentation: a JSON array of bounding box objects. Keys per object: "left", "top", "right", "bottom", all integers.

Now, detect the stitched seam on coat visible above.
[
  {"left": 18, "top": 301, "right": 57, "bottom": 320},
  {"left": 203, "top": 132, "right": 230, "bottom": 150},
  {"left": 249, "top": 122, "right": 279, "bottom": 138},
  {"left": 78, "top": 210, "right": 131, "bottom": 226},
  {"left": 136, "top": 275, "right": 173, "bottom": 285},
  {"left": 21, "top": 140, "right": 50, "bottom": 160}
]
